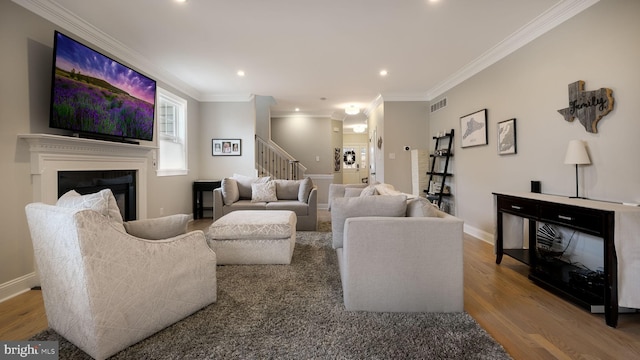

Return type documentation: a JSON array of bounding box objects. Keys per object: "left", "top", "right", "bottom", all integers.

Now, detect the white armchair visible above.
[{"left": 25, "top": 200, "right": 217, "bottom": 360}]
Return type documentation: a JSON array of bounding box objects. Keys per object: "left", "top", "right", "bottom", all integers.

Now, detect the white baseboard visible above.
[
  {"left": 464, "top": 224, "right": 495, "bottom": 245},
  {"left": 0, "top": 272, "right": 39, "bottom": 303}
]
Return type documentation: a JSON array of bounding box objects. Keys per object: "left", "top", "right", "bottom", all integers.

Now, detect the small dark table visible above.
[{"left": 193, "top": 180, "right": 222, "bottom": 219}]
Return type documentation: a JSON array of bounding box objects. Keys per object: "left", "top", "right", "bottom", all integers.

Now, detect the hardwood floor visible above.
[{"left": 2, "top": 221, "right": 639, "bottom": 359}]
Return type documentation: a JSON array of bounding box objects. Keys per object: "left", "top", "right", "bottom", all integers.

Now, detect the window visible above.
[{"left": 157, "top": 87, "right": 188, "bottom": 176}]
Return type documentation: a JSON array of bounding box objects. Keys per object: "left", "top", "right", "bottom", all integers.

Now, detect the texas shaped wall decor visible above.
[{"left": 558, "top": 80, "right": 614, "bottom": 133}]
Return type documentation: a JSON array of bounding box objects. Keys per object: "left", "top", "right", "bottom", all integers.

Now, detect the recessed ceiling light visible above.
[
  {"left": 295, "top": 108, "right": 300, "bottom": 112},
  {"left": 379, "top": 70, "right": 388, "bottom": 76},
  {"left": 175, "top": 0, "right": 187, "bottom": 3},
  {"left": 237, "top": 70, "right": 245, "bottom": 77}
]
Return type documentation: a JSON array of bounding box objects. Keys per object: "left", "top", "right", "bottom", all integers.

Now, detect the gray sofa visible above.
[
  {"left": 329, "top": 183, "right": 464, "bottom": 312},
  {"left": 214, "top": 175, "right": 317, "bottom": 231}
]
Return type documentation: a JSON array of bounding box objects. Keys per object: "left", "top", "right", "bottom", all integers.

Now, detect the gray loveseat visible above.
[
  {"left": 214, "top": 174, "right": 317, "bottom": 231},
  {"left": 329, "top": 183, "right": 464, "bottom": 312}
]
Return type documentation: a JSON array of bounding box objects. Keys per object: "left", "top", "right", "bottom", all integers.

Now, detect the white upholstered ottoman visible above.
[{"left": 206, "top": 210, "right": 297, "bottom": 265}]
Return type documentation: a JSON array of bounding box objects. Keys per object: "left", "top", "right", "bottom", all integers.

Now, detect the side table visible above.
[{"left": 193, "top": 180, "right": 222, "bottom": 219}]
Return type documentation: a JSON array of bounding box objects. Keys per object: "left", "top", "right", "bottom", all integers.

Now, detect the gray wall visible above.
[
  {"left": 382, "top": 102, "right": 429, "bottom": 193},
  {"left": 271, "top": 116, "right": 333, "bottom": 174},
  {"left": 0, "top": 1, "right": 201, "bottom": 299},
  {"left": 199, "top": 101, "right": 257, "bottom": 179},
  {"left": 428, "top": 0, "right": 640, "bottom": 240}
]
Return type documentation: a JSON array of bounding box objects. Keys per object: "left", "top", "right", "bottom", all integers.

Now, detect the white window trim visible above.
[{"left": 157, "top": 87, "right": 188, "bottom": 177}]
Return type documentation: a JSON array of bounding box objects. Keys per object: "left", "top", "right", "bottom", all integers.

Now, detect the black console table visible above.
[
  {"left": 494, "top": 192, "right": 640, "bottom": 328},
  {"left": 193, "top": 180, "right": 221, "bottom": 219}
]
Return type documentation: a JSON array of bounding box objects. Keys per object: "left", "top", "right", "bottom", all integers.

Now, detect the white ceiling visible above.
[{"left": 15, "top": 0, "right": 597, "bottom": 130}]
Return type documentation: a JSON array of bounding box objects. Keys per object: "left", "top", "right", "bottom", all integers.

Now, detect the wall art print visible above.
[
  {"left": 497, "top": 118, "right": 516, "bottom": 155},
  {"left": 460, "top": 109, "right": 488, "bottom": 148},
  {"left": 212, "top": 139, "right": 241, "bottom": 156}
]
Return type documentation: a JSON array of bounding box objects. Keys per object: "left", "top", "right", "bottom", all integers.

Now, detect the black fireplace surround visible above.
[{"left": 58, "top": 170, "right": 137, "bottom": 221}]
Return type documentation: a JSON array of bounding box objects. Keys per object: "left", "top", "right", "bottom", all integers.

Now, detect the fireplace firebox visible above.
[{"left": 58, "top": 170, "right": 137, "bottom": 221}]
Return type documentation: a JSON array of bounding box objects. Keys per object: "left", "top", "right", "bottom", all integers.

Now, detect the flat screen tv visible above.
[{"left": 49, "top": 31, "right": 156, "bottom": 143}]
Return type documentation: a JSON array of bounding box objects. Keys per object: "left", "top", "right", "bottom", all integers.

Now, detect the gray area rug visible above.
[{"left": 31, "top": 231, "right": 511, "bottom": 359}]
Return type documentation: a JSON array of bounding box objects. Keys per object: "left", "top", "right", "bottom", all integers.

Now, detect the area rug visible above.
[{"left": 31, "top": 231, "right": 511, "bottom": 359}]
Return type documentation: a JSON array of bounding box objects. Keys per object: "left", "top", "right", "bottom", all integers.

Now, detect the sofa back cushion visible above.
[
  {"left": 273, "top": 179, "right": 300, "bottom": 200},
  {"left": 232, "top": 174, "right": 270, "bottom": 200},
  {"left": 331, "top": 194, "right": 407, "bottom": 249}
]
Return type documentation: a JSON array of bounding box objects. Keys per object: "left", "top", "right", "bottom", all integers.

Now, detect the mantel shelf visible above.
[{"left": 18, "top": 134, "right": 156, "bottom": 158}]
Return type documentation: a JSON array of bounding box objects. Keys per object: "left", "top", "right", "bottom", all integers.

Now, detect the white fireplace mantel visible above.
[{"left": 19, "top": 134, "right": 156, "bottom": 218}]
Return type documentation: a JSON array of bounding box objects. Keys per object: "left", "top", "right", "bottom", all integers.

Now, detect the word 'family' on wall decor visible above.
[{"left": 558, "top": 80, "right": 614, "bottom": 133}]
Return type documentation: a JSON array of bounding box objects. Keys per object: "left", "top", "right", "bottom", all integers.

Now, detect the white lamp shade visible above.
[{"left": 564, "top": 140, "right": 591, "bottom": 165}]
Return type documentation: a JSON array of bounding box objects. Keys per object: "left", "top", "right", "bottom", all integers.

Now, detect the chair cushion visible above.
[
  {"left": 221, "top": 178, "right": 240, "bottom": 205},
  {"left": 251, "top": 181, "right": 278, "bottom": 202},
  {"left": 331, "top": 195, "right": 407, "bottom": 249}
]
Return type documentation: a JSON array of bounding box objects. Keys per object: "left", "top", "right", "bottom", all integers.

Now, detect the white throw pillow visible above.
[
  {"left": 56, "top": 189, "right": 124, "bottom": 225},
  {"left": 221, "top": 178, "right": 240, "bottom": 205},
  {"left": 251, "top": 181, "right": 278, "bottom": 202}
]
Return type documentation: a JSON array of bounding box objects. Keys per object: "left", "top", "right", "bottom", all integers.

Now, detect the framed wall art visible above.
[
  {"left": 460, "top": 109, "right": 488, "bottom": 148},
  {"left": 212, "top": 139, "right": 241, "bottom": 156},
  {"left": 497, "top": 118, "right": 517, "bottom": 155}
]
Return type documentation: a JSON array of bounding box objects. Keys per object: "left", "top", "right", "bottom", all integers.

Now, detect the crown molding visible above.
[
  {"left": 425, "top": 0, "right": 600, "bottom": 100},
  {"left": 199, "top": 93, "right": 255, "bottom": 103},
  {"left": 12, "top": 0, "right": 202, "bottom": 100}
]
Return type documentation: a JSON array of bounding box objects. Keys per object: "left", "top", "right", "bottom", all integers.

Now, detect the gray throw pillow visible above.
[
  {"left": 331, "top": 194, "right": 407, "bottom": 249},
  {"left": 221, "top": 178, "right": 240, "bottom": 205},
  {"left": 298, "top": 177, "right": 314, "bottom": 203},
  {"left": 406, "top": 197, "right": 440, "bottom": 217}
]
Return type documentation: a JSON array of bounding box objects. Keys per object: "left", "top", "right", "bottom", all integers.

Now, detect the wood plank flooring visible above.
[{"left": 2, "top": 221, "right": 639, "bottom": 359}]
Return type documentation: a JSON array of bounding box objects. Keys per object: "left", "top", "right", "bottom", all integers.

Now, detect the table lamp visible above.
[{"left": 564, "top": 140, "right": 591, "bottom": 198}]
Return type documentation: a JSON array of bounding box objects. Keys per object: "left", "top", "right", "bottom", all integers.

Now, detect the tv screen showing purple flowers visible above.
[{"left": 50, "top": 31, "right": 156, "bottom": 141}]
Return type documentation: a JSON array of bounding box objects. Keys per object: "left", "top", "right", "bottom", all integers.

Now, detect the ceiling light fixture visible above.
[
  {"left": 237, "top": 70, "right": 245, "bottom": 77},
  {"left": 379, "top": 70, "right": 388, "bottom": 76},
  {"left": 295, "top": 108, "right": 300, "bottom": 112},
  {"left": 353, "top": 125, "right": 366, "bottom": 133},
  {"left": 345, "top": 105, "right": 360, "bottom": 115}
]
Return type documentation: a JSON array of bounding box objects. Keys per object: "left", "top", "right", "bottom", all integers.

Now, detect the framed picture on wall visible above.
[
  {"left": 212, "top": 139, "right": 241, "bottom": 156},
  {"left": 460, "top": 109, "right": 488, "bottom": 148},
  {"left": 497, "top": 118, "right": 517, "bottom": 155}
]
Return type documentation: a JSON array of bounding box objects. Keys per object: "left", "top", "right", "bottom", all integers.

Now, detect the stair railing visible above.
[{"left": 255, "top": 135, "right": 307, "bottom": 180}]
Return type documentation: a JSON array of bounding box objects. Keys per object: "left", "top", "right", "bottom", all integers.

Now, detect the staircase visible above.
[{"left": 255, "top": 135, "right": 307, "bottom": 180}]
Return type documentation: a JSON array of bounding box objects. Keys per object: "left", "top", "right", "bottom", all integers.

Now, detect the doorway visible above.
[{"left": 342, "top": 143, "right": 369, "bottom": 184}]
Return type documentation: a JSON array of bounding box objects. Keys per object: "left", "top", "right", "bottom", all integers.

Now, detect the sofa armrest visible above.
[
  {"left": 340, "top": 216, "right": 464, "bottom": 312},
  {"left": 124, "top": 214, "right": 190, "bottom": 240},
  {"left": 213, "top": 188, "right": 225, "bottom": 221}
]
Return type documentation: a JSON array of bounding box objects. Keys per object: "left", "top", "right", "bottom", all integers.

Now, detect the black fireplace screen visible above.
[{"left": 58, "top": 170, "right": 137, "bottom": 221}]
